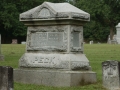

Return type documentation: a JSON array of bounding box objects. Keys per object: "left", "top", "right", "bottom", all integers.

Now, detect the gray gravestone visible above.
[
  {"left": 0, "top": 66, "right": 13, "bottom": 90},
  {"left": 107, "top": 35, "right": 118, "bottom": 44},
  {"left": 11, "top": 39, "right": 17, "bottom": 44},
  {"left": 0, "top": 34, "right": 4, "bottom": 61},
  {"left": 14, "top": 2, "right": 96, "bottom": 87},
  {"left": 116, "top": 23, "right": 120, "bottom": 44},
  {"left": 102, "top": 60, "right": 120, "bottom": 90}
]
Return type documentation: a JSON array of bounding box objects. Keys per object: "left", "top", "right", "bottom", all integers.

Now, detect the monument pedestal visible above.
[
  {"left": 19, "top": 53, "right": 91, "bottom": 70},
  {"left": 14, "top": 69, "right": 96, "bottom": 87},
  {"left": 14, "top": 2, "right": 97, "bottom": 87}
]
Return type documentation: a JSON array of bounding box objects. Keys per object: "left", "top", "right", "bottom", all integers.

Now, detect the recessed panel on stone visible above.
[
  {"left": 29, "top": 32, "right": 65, "bottom": 51},
  {"left": 73, "top": 32, "right": 80, "bottom": 47},
  {"left": 71, "top": 32, "right": 82, "bottom": 52}
]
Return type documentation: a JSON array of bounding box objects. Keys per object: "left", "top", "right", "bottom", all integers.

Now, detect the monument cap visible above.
[{"left": 20, "top": 2, "right": 90, "bottom": 21}]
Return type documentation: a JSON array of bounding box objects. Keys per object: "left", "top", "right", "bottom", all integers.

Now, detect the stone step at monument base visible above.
[
  {"left": 0, "top": 55, "right": 4, "bottom": 61},
  {"left": 14, "top": 69, "right": 96, "bottom": 87}
]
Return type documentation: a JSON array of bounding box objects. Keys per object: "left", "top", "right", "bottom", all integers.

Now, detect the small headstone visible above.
[
  {"left": 21, "top": 41, "right": 26, "bottom": 44},
  {"left": 107, "top": 35, "right": 110, "bottom": 44},
  {"left": 12, "top": 39, "right": 17, "bottom": 44},
  {"left": 89, "top": 40, "right": 93, "bottom": 44},
  {"left": 107, "top": 35, "right": 118, "bottom": 44},
  {"left": 0, "top": 66, "right": 13, "bottom": 90},
  {"left": 102, "top": 60, "right": 120, "bottom": 90},
  {"left": 97, "top": 42, "right": 101, "bottom": 44},
  {"left": 111, "top": 35, "right": 117, "bottom": 44}
]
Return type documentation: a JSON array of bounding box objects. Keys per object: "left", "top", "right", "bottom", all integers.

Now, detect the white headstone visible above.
[
  {"left": 89, "top": 40, "right": 93, "bottom": 44},
  {"left": 116, "top": 23, "right": 120, "bottom": 44},
  {"left": 102, "top": 60, "right": 120, "bottom": 90},
  {"left": 21, "top": 41, "right": 26, "bottom": 44}
]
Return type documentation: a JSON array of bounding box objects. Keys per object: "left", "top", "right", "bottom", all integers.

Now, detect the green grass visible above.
[{"left": 1, "top": 44, "right": 120, "bottom": 90}]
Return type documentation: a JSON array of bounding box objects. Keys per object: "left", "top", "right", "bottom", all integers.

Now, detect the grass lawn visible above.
[{"left": 0, "top": 44, "right": 120, "bottom": 90}]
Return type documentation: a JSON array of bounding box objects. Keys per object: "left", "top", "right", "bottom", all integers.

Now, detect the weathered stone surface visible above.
[
  {"left": 11, "top": 39, "right": 18, "bottom": 44},
  {"left": 102, "top": 60, "right": 120, "bottom": 90},
  {"left": 14, "top": 69, "right": 96, "bottom": 87},
  {"left": 19, "top": 19, "right": 90, "bottom": 70},
  {"left": 19, "top": 53, "right": 90, "bottom": 70},
  {"left": 0, "top": 66, "right": 13, "bottom": 90},
  {"left": 20, "top": 2, "right": 90, "bottom": 21},
  {"left": 107, "top": 35, "right": 118, "bottom": 44},
  {"left": 14, "top": 2, "right": 97, "bottom": 87}
]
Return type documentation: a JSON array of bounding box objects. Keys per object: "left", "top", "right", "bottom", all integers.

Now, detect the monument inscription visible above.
[
  {"left": 27, "top": 26, "right": 68, "bottom": 51},
  {"left": 29, "top": 32, "right": 65, "bottom": 51},
  {"left": 31, "top": 32, "right": 63, "bottom": 47}
]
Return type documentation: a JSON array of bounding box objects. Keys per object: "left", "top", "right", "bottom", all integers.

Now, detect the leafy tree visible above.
[
  {"left": 0, "top": 0, "right": 67, "bottom": 43},
  {"left": 1, "top": 0, "right": 119, "bottom": 43},
  {"left": 72, "top": 0, "right": 120, "bottom": 42},
  {"left": 100, "top": 0, "right": 120, "bottom": 40}
]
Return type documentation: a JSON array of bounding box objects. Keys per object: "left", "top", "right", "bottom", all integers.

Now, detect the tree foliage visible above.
[
  {"left": 0, "top": 0, "right": 66, "bottom": 43},
  {"left": 0, "top": 0, "right": 120, "bottom": 43},
  {"left": 74, "top": 0, "right": 120, "bottom": 42}
]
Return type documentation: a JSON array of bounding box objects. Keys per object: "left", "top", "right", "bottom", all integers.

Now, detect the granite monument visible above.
[{"left": 14, "top": 2, "right": 96, "bottom": 87}]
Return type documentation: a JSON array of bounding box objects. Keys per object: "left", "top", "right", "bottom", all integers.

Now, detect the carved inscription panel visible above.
[
  {"left": 72, "top": 32, "right": 80, "bottom": 47},
  {"left": 102, "top": 61, "right": 120, "bottom": 89},
  {"left": 70, "top": 26, "right": 83, "bottom": 52},
  {"left": 29, "top": 32, "right": 65, "bottom": 50}
]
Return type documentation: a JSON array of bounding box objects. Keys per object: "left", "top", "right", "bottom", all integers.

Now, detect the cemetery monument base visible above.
[
  {"left": 14, "top": 2, "right": 97, "bottom": 86},
  {"left": 14, "top": 69, "right": 96, "bottom": 87}
]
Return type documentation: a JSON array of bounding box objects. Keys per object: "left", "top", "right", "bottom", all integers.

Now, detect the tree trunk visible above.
[{"left": 110, "top": 23, "right": 115, "bottom": 40}]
